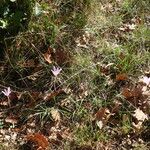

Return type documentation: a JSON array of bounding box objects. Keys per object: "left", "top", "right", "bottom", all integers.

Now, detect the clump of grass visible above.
[{"left": 0, "top": 0, "right": 150, "bottom": 149}]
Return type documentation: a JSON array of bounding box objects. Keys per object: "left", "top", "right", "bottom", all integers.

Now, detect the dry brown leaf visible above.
[
  {"left": 96, "top": 120, "right": 103, "bottom": 129},
  {"left": 116, "top": 73, "right": 128, "bottom": 81},
  {"left": 122, "top": 88, "right": 132, "bottom": 99},
  {"left": 50, "top": 108, "right": 61, "bottom": 122},
  {"left": 122, "top": 87, "right": 142, "bottom": 99},
  {"left": 9, "top": 92, "right": 18, "bottom": 106},
  {"left": 96, "top": 108, "right": 107, "bottom": 121},
  {"left": 95, "top": 107, "right": 110, "bottom": 124},
  {"left": 43, "top": 52, "right": 52, "bottom": 64},
  {"left": 5, "top": 115, "right": 18, "bottom": 124},
  {"left": 0, "top": 101, "right": 9, "bottom": 106},
  {"left": 27, "top": 133, "right": 49, "bottom": 150},
  {"left": 52, "top": 48, "right": 71, "bottom": 66},
  {"left": 18, "top": 59, "right": 36, "bottom": 68},
  {"left": 131, "top": 87, "right": 142, "bottom": 98},
  {"left": 27, "top": 71, "right": 41, "bottom": 81},
  {"left": 119, "top": 23, "right": 136, "bottom": 32},
  {"left": 43, "top": 89, "right": 64, "bottom": 101},
  {"left": 133, "top": 108, "right": 148, "bottom": 122},
  {"left": 43, "top": 47, "right": 53, "bottom": 64},
  {"left": 132, "top": 121, "right": 143, "bottom": 130},
  {"left": 100, "top": 63, "right": 114, "bottom": 75}
]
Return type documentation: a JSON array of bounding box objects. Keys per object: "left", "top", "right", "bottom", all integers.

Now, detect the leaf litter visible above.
[{"left": 0, "top": 0, "right": 150, "bottom": 149}]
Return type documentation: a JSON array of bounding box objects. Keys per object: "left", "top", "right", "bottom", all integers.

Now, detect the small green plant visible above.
[
  {"left": 0, "top": 0, "right": 149, "bottom": 149},
  {"left": 34, "top": 106, "right": 52, "bottom": 123},
  {"left": 74, "top": 124, "right": 109, "bottom": 146}
]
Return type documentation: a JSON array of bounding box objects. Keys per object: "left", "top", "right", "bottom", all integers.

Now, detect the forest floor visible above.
[{"left": 0, "top": 0, "right": 150, "bottom": 149}]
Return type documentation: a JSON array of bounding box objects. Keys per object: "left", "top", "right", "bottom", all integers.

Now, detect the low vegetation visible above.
[{"left": 0, "top": 0, "right": 150, "bottom": 149}]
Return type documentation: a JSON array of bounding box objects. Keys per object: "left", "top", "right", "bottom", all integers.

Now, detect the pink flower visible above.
[
  {"left": 51, "top": 66, "right": 62, "bottom": 77},
  {"left": 2, "top": 87, "right": 11, "bottom": 97}
]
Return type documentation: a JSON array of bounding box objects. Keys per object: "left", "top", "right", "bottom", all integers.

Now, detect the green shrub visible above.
[
  {"left": 0, "top": 0, "right": 32, "bottom": 59},
  {"left": 0, "top": 0, "right": 32, "bottom": 53}
]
